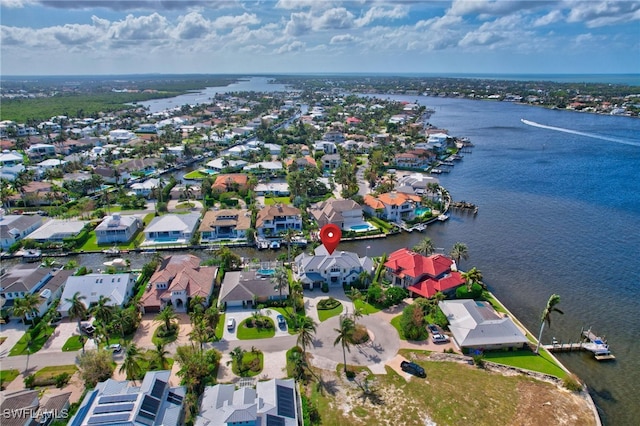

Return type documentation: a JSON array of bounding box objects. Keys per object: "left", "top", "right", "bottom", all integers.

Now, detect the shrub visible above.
[
  {"left": 24, "top": 374, "right": 35, "bottom": 389},
  {"left": 385, "top": 286, "right": 409, "bottom": 306},
  {"left": 349, "top": 325, "right": 370, "bottom": 344},
  {"left": 317, "top": 297, "right": 341, "bottom": 310},
  {"left": 472, "top": 354, "right": 485, "bottom": 368},
  {"left": 563, "top": 374, "right": 583, "bottom": 392},
  {"left": 55, "top": 372, "right": 71, "bottom": 388},
  {"left": 456, "top": 283, "right": 483, "bottom": 299},
  {"left": 345, "top": 370, "right": 356, "bottom": 379},
  {"left": 321, "top": 282, "right": 329, "bottom": 293}
]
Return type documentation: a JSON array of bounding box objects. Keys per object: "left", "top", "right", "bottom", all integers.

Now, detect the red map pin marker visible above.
[{"left": 319, "top": 224, "right": 341, "bottom": 255}]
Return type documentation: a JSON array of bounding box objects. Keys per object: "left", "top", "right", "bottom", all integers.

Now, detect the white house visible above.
[
  {"left": 313, "top": 141, "right": 337, "bottom": 154},
  {"left": 205, "top": 158, "right": 247, "bottom": 172},
  {"left": 130, "top": 178, "right": 161, "bottom": 198},
  {"left": 363, "top": 192, "right": 422, "bottom": 222},
  {"left": 143, "top": 213, "right": 200, "bottom": 246},
  {"left": 36, "top": 158, "right": 67, "bottom": 170},
  {"left": 243, "top": 161, "right": 284, "bottom": 174},
  {"left": 25, "top": 219, "right": 88, "bottom": 242},
  {"left": 0, "top": 150, "right": 24, "bottom": 167},
  {"left": 27, "top": 144, "right": 55, "bottom": 157},
  {"left": 199, "top": 209, "right": 251, "bottom": 243},
  {"left": 254, "top": 182, "right": 289, "bottom": 196},
  {"left": 58, "top": 273, "right": 137, "bottom": 317},
  {"left": 294, "top": 246, "right": 374, "bottom": 289},
  {"left": 95, "top": 214, "right": 142, "bottom": 244},
  {"left": 108, "top": 129, "right": 137, "bottom": 143},
  {"left": 0, "top": 214, "right": 43, "bottom": 250}
]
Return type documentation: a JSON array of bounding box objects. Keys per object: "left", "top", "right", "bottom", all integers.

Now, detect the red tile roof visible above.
[
  {"left": 385, "top": 248, "right": 455, "bottom": 278},
  {"left": 407, "top": 272, "right": 465, "bottom": 298}
]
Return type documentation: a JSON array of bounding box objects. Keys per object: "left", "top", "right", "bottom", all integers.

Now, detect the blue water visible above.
[
  {"left": 415, "top": 207, "right": 431, "bottom": 216},
  {"left": 257, "top": 269, "right": 275, "bottom": 276},
  {"left": 372, "top": 95, "right": 640, "bottom": 425},
  {"left": 350, "top": 224, "right": 372, "bottom": 231}
]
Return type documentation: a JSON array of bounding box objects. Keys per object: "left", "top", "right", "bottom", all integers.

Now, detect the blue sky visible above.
[{"left": 1, "top": 0, "right": 639, "bottom": 76}]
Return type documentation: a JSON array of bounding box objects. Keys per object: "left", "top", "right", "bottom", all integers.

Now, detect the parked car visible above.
[
  {"left": 432, "top": 333, "right": 450, "bottom": 344},
  {"left": 107, "top": 343, "right": 122, "bottom": 353},
  {"left": 427, "top": 324, "right": 439, "bottom": 334},
  {"left": 227, "top": 317, "right": 236, "bottom": 331},
  {"left": 400, "top": 360, "right": 426, "bottom": 378},
  {"left": 81, "top": 323, "right": 95, "bottom": 335},
  {"left": 277, "top": 314, "right": 286, "bottom": 328}
]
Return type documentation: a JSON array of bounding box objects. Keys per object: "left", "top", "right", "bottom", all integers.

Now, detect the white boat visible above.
[
  {"left": 269, "top": 241, "right": 281, "bottom": 249},
  {"left": 583, "top": 341, "right": 612, "bottom": 356},
  {"left": 21, "top": 249, "right": 42, "bottom": 263},
  {"left": 102, "top": 246, "right": 121, "bottom": 256},
  {"left": 437, "top": 214, "right": 449, "bottom": 222}
]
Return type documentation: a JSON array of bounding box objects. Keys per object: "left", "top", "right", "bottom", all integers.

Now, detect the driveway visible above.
[
  {"left": 39, "top": 320, "right": 97, "bottom": 353},
  {"left": 222, "top": 307, "right": 290, "bottom": 342},
  {"left": 0, "top": 319, "right": 27, "bottom": 358}
]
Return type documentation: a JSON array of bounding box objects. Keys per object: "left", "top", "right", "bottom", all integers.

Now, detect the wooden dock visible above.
[{"left": 543, "top": 327, "right": 615, "bottom": 361}]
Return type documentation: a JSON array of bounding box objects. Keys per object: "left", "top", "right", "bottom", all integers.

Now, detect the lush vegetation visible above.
[
  {"left": 228, "top": 347, "right": 264, "bottom": 377},
  {"left": 61, "top": 335, "right": 85, "bottom": 352},
  {"left": 483, "top": 349, "right": 567, "bottom": 379},
  {"left": 237, "top": 316, "right": 275, "bottom": 339},
  {"left": 0, "top": 369, "right": 19, "bottom": 390},
  {"left": 9, "top": 321, "right": 55, "bottom": 356},
  {"left": 317, "top": 300, "right": 344, "bottom": 322}
]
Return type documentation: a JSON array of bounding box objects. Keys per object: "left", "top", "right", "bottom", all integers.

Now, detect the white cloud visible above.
[
  {"left": 534, "top": 9, "right": 564, "bottom": 27},
  {"left": 458, "top": 30, "right": 505, "bottom": 48},
  {"left": 416, "top": 14, "right": 463, "bottom": 31},
  {"left": 212, "top": 12, "right": 260, "bottom": 30},
  {"left": 285, "top": 11, "right": 312, "bottom": 36},
  {"left": 354, "top": 5, "right": 407, "bottom": 27},
  {"left": 448, "top": 0, "right": 546, "bottom": 17},
  {"left": 0, "top": 0, "right": 36, "bottom": 8},
  {"left": 174, "top": 12, "right": 212, "bottom": 39},
  {"left": 108, "top": 13, "right": 171, "bottom": 42},
  {"left": 316, "top": 7, "right": 355, "bottom": 30},
  {"left": 275, "top": 40, "right": 305, "bottom": 54},
  {"left": 566, "top": 0, "right": 640, "bottom": 28},
  {"left": 330, "top": 33, "right": 356, "bottom": 44}
]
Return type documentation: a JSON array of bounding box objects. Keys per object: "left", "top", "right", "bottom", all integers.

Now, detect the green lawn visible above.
[
  {"left": 317, "top": 304, "right": 344, "bottom": 322},
  {"left": 34, "top": 365, "right": 78, "bottom": 380},
  {"left": 77, "top": 229, "right": 144, "bottom": 252},
  {"left": 0, "top": 369, "right": 19, "bottom": 389},
  {"left": 483, "top": 349, "right": 567, "bottom": 379},
  {"left": 216, "top": 314, "right": 226, "bottom": 341},
  {"left": 237, "top": 318, "right": 276, "bottom": 340},
  {"left": 152, "top": 324, "right": 179, "bottom": 346},
  {"left": 231, "top": 351, "right": 264, "bottom": 377},
  {"left": 270, "top": 307, "right": 300, "bottom": 335},
  {"left": 9, "top": 323, "right": 55, "bottom": 356},
  {"left": 263, "top": 196, "right": 291, "bottom": 205},
  {"left": 354, "top": 299, "right": 380, "bottom": 315},
  {"left": 390, "top": 315, "right": 406, "bottom": 340},
  {"left": 62, "top": 335, "right": 84, "bottom": 352},
  {"left": 183, "top": 170, "right": 209, "bottom": 180}
]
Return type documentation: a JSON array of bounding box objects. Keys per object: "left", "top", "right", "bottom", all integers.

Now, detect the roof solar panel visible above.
[
  {"left": 99, "top": 394, "right": 138, "bottom": 404},
  {"left": 276, "top": 385, "right": 295, "bottom": 418},
  {"left": 93, "top": 402, "right": 135, "bottom": 414},
  {"left": 87, "top": 413, "right": 130, "bottom": 424},
  {"left": 150, "top": 379, "right": 166, "bottom": 399},
  {"left": 140, "top": 395, "right": 161, "bottom": 414},
  {"left": 266, "top": 414, "right": 286, "bottom": 426}
]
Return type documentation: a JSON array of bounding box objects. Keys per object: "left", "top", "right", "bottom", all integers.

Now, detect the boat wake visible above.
[{"left": 521, "top": 119, "right": 640, "bottom": 147}]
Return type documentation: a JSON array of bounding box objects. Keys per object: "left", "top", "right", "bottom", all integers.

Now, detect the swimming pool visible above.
[
  {"left": 415, "top": 207, "right": 432, "bottom": 216},
  {"left": 350, "top": 223, "right": 374, "bottom": 232},
  {"left": 257, "top": 269, "right": 275, "bottom": 276}
]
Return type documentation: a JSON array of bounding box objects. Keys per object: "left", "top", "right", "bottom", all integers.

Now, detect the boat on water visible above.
[
  {"left": 437, "top": 214, "right": 449, "bottom": 222},
  {"left": 269, "top": 241, "right": 281, "bottom": 249},
  {"left": 21, "top": 249, "right": 42, "bottom": 263},
  {"left": 102, "top": 246, "right": 121, "bottom": 256}
]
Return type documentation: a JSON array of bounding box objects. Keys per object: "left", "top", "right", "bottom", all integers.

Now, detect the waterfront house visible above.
[
  {"left": 8, "top": 181, "right": 53, "bottom": 207},
  {"left": 254, "top": 182, "right": 290, "bottom": 197},
  {"left": 321, "top": 153, "right": 341, "bottom": 170},
  {"left": 0, "top": 214, "right": 43, "bottom": 250},
  {"left": 384, "top": 248, "right": 465, "bottom": 298},
  {"left": 396, "top": 173, "right": 439, "bottom": 196},
  {"left": 211, "top": 174, "right": 249, "bottom": 193},
  {"left": 199, "top": 209, "right": 251, "bottom": 243},
  {"left": 439, "top": 300, "right": 529, "bottom": 351},
  {"left": 294, "top": 245, "right": 374, "bottom": 289},
  {"left": 140, "top": 254, "right": 218, "bottom": 313},
  {"left": 256, "top": 204, "right": 302, "bottom": 237},
  {"left": 313, "top": 140, "right": 338, "bottom": 154},
  {"left": 58, "top": 273, "right": 137, "bottom": 317},
  {"left": 69, "top": 370, "right": 185, "bottom": 426},
  {"left": 218, "top": 270, "right": 288, "bottom": 308},
  {"left": 309, "top": 198, "right": 364, "bottom": 230},
  {"left": 130, "top": 178, "right": 161, "bottom": 198},
  {"left": 25, "top": 219, "right": 88, "bottom": 243},
  {"left": 143, "top": 213, "right": 200, "bottom": 246},
  {"left": 93, "top": 166, "right": 130, "bottom": 185},
  {"left": 284, "top": 156, "right": 317, "bottom": 171},
  {"left": 27, "top": 143, "right": 55, "bottom": 159},
  {"left": 243, "top": 161, "right": 284, "bottom": 175},
  {"left": 0, "top": 150, "right": 24, "bottom": 167},
  {"left": 195, "top": 379, "right": 300, "bottom": 426},
  {"left": 95, "top": 214, "right": 142, "bottom": 244},
  {"left": 206, "top": 158, "right": 248, "bottom": 172},
  {"left": 363, "top": 192, "right": 422, "bottom": 222}
]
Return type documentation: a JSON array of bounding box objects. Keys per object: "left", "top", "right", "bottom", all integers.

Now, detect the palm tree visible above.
[
  {"left": 189, "top": 320, "right": 208, "bottom": 352},
  {"left": 271, "top": 266, "right": 289, "bottom": 302},
  {"left": 11, "top": 293, "right": 41, "bottom": 325},
  {"left": 120, "top": 343, "right": 143, "bottom": 383},
  {"left": 461, "top": 267, "right": 484, "bottom": 292},
  {"left": 450, "top": 242, "right": 469, "bottom": 269},
  {"left": 203, "top": 306, "right": 220, "bottom": 340},
  {"left": 189, "top": 295, "right": 206, "bottom": 318},
  {"left": 91, "top": 295, "right": 113, "bottom": 326},
  {"left": 289, "top": 280, "right": 304, "bottom": 315},
  {"left": 63, "top": 260, "right": 79, "bottom": 270},
  {"left": 156, "top": 305, "right": 177, "bottom": 333},
  {"left": 152, "top": 342, "right": 170, "bottom": 370},
  {"left": 357, "top": 270, "right": 372, "bottom": 288},
  {"left": 65, "top": 291, "right": 88, "bottom": 333},
  {"left": 535, "top": 294, "right": 564, "bottom": 354},
  {"left": 41, "top": 257, "right": 56, "bottom": 267},
  {"left": 111, "top": 307, "right": 134, "bottom": 338},
  {"left": 333, "top": 315, "right": 356, "bottom": 375},
  {"left": 296, "top": 316, "right": 317, "bottom": 356},
  {"left": 228, "top": 346, "right": 247, "bottom": 374},
  {"left": 413, "top": 237, "right": 435, "bottom": 256}
]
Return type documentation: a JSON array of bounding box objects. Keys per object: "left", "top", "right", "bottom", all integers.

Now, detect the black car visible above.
[
  {"left": 400, "top": 361, "right": 426, "bottom": 378},
  {"left": 427, "top": 324, "right": 439, "bottom": 334}
]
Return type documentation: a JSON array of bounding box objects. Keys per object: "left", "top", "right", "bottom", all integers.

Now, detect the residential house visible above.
[
  {"left": 108, "top": 129, "right": 137, "bottom": 143},
  {"left": 218, "top": 270, "right": 288, "bottom": 308},
  {"left": 199, "top": 209, "right": 251, "bottom": 243},
  {"left": 384, "top": 248, "right": 465, "bottom": 298},
  {"left": 294, "top": 246, "right": 374, "bottom": 289},
  {"left": 9, "top": 181, "right": 53, "bottom": 207},
  {"left": 25, "top": 219, "right": 88, "bottom": 243},
  {"left": 69, "top": 370, "right": 185, "bottom": 426},
  {"left": 323, "top": 130, "right": 345, "bottom": 143},
  {"left": 309, "top": 198, "right": 364, "bottom": 230},
  {"left": 195, "top": 379, "right": 300, "bottom": 426},
  {"left": 393, "top": 150, "right": 435, "bottom": 169},
  {"left": 0, "top": 389, "right": 71, "bottom": 426},
  {"left": 0, "top": 214, "right": 43, "bottom": 250},
  {"left": 94, "top": 166, "right": 130, "bottom": 185},
  {"left": 362, "top": 192, "right": 422, "bottom": 222},
  {"left": 254, "top": 182, "right": 290, "bottom": 197},
  {"left": 313, "top": 141, "right": 337, "bottom": 154},
  {"left": 117, "top": 158, "right": 160, "bottom": 174},
  {"left": 439, "top": 300, "right": 529, "bottom": 351},
  {"left": 143, "top": 213, "right": 200, "bottom": 246},
  {"left": 58, "top": 273, "right": 137, "bottom": 317},
  {"left": 170, "top": 184, "right": 202, "bottom": 200},
  {"left": 396, "top": 173, "right": 439, "bottom": 196},
  {"left": 427, "top": 133, "right": 450, "bottom": 152},
  {"left": 243, "top": 161, "right": 284, "bottom": 175},
  {"left": 0, "top": 264, "right": 70, "bottom": 321},
  {"left": 130, "top": 178, "right": 161, "bottom": 198},
  {"left": 284, "top": 156, "right": 316, "bottom": 170},
  {"left": 36, "top": 158, "right": 66, "bottom": 170},
  {"left": 95, "top": 214, "right": 142, "bottom": 244},
  {"left": 206, "top": 158, "right": 248, "bottom": 172},
  {"left": 0, "top": 150, "right": 24, "bottom": 167},
  {"left": 321, "top": 153, "right": 341, "bottom": 170},
  {"left": 27, "top": 143, "right": 55, "bottom": 158},
  {"left": 211, "top": 174, "right": 249, "bottom": 193},
  {"left": 256, "top": 205, "right": 302, "bottom": 237},
  {"left": 140, "top": 254, "right": 218, "bottom": 313}
]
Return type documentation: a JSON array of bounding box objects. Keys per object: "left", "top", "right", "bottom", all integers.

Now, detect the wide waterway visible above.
[{"left": 19, "top": 78, "right": 640, "bottom": 424}]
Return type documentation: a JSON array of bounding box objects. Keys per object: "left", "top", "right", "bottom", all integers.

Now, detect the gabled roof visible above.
[
  {"left": 256, "top": 205, "right": 301, "bottom": 227},
  {"left": 0, "top": 215, "right": 42, "bottom": 239},
  {"left": 406, "top": 272, "right": 465, "bottom": 298},
  {"left": 218, "top": 270, "right": 289, "bottom": 304},
  {"left": 145, "top": 213, "right": 200, "bottom": 234},
  {"left": 199, "top": 209, "right": 251, "bottom": 232}
]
